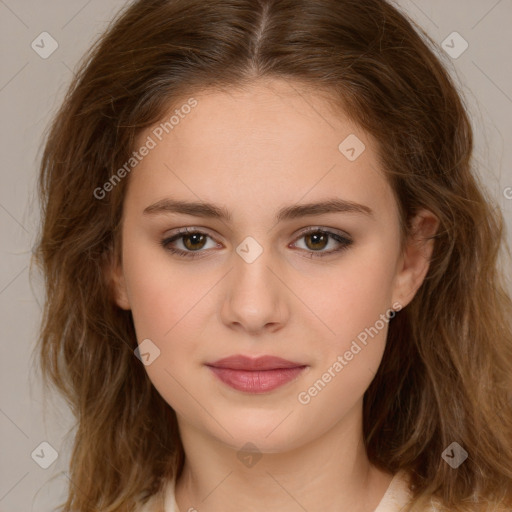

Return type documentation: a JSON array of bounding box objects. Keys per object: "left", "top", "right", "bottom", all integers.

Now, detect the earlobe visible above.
[
  {"left": 391, "top": 209, "right": 439, "bottom": 309},
  {"left": 108, "top": 259, "right": 131, "bottom": 311}
]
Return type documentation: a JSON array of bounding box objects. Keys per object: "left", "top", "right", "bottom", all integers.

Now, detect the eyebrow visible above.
[
  {"left": 143, "top": 197, "right": 374, "bottom": 223},
  {"left": 143, "top": 198, "right": 374, "bottom": 223}
]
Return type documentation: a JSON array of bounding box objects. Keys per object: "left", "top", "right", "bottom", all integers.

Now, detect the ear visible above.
[
  {"left": 107, "top": 256, "right": 131, "bottom": 311},
  {"left": 391, "top": 209, "right": 439, "bottom": 309}
]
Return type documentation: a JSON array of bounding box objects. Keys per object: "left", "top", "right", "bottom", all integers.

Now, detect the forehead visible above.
[{"left": 126, "top": 79, "right": 397, "bottom": 226}]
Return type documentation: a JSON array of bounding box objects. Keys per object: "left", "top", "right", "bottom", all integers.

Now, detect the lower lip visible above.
[{"left": 207, "top": 366, "right": 307, "bottom": 393}]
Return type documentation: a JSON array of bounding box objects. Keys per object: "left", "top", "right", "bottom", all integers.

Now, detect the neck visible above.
[{"left": 174, "top": 399, "right": 394, "bottom": 512}]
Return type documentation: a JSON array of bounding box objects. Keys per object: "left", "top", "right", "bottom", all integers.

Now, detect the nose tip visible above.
[{"left": 221, "top": 253, "right": 287, "bottom": 334}]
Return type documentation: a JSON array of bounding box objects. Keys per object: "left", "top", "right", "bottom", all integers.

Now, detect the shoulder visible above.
[
  {"left": 135, "top": 471, "right": 510, "bottom": 512},
  {"left": 374, "top": 471, "right": 511, "bottom": 512},
  {"left": 134, "top": 494, "right": 158, "bottom": 512},
  {"left": 374, "top": 470, "right": 414, "bottom": 512},
  {"left": 134, "top": 478, "right": 176, "bottom": 512},
  {"left": 374, "top": 470, "right": 441, "bottom": 512}
]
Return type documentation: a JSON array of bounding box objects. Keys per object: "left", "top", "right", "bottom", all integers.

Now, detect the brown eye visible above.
[
  {"left": 292, "top": 228, "right": 353, "bottom": 258},
  {"left": 160, "top": 229, "right": 218, "bottom": 259},
  {"left": 304, "top": 231, "right": 329, "bottom": 251},
  {"left": 182, "top": 232, "right": 208, "bottom": 251},
  {"left": 161, "top": 227, "right": 353, "bottom": 260}
]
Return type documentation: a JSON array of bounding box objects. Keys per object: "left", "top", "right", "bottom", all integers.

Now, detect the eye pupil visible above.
[
  {"left": 183, "top": 233, "right": 206, "bottom": 250},
  {"left": 305, "top": 232, "right": 328, "bottom": 250}
]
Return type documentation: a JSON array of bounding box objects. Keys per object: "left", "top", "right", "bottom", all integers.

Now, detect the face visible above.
[{"left": 111, "top": 79, "right": 436, "bottom": 453}]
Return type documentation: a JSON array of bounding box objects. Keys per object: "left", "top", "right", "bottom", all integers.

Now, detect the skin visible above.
[{"left": 110, "top": 78, "right": 439, "bottom": 512}]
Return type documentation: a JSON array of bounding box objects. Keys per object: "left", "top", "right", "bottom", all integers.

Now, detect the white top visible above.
[{"left": 136, "top": 470, "right": 418, "bottom": 512}]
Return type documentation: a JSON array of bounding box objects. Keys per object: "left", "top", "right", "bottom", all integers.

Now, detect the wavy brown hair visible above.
[{"left": 32, "top": 0, "right": 512, "bottom": 510}]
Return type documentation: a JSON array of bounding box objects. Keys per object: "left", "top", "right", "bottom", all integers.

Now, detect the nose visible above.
[{"left": 219, "top": 242, "right": 289, "bottom": 335}]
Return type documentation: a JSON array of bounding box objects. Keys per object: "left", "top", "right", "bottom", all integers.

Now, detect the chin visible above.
[{"left": 209, "top": 411, "right": 311, "bottom": 454}]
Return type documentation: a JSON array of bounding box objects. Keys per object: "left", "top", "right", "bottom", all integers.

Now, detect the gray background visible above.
[{"left": 1, "top": 1, "right": 511, "bottom": 510}]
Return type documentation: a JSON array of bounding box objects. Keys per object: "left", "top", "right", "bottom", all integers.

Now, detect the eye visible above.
[
  {"left": 291, "top": 228, "right": 353, "bottom": 258},
  {"left": 160, "top": 226, "right": 353, "bottom": 260},
  {"left": 160, "top": 228, "right": 219, "bottom": 260}
]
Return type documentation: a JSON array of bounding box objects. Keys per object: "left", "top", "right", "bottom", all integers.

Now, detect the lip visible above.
[
  {"left": 208, "top": 355, "right": 305, "bottom": 370},
  {"left": 206, "top": 355, "right": 308, "bottom": 393}
]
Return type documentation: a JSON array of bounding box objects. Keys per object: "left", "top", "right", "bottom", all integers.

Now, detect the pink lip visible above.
[{"left": 206, "top": 355, "right": 307, "bottom": 393}]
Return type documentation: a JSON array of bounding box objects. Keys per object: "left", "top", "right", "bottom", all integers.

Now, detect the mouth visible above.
[{"left": 205, "top": 355, "right": 308, "bottom": 393}]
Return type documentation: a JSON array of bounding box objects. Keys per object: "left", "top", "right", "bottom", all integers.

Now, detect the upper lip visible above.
[{"left": 206, "top": 355, "right": 306, "bottom": 371}]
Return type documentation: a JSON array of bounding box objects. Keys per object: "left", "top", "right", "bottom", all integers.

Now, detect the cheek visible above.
[
  {"left": 122, "top": 234, "right": 208, "bottom": 339},
  {"left": 122, "top": 240, "right": 207, "bottom": 416},
  {"left": 321, "top": 246, "right": 398, "bottom": 340},
  {"left": 305, "top": 245, "right": 397, "bottom": 395}
]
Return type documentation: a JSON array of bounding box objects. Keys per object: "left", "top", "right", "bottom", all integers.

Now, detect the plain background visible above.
[{"left": 1, "top": 1, "right": 511, "bottom": 510}]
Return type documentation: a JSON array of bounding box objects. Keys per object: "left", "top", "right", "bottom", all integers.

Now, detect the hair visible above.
[{"left": 32, "top": 0, "right": 512, "bottom": 510}]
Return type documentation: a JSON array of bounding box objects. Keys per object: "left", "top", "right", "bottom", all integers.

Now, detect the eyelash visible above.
[{"left": 160, "top": 227, "right": 353, "bottom": 260}]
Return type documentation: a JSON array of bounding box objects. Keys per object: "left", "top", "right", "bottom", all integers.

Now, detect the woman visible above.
[{"left": 33, "top": 0, "right": 512, "bottom": 510}]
